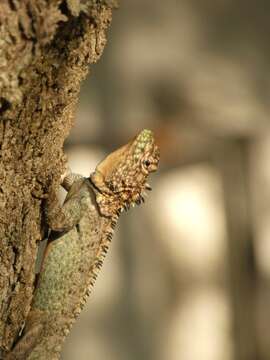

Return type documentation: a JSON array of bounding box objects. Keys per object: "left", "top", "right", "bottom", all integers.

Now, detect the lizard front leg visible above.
[
  {"left": 45, "top": 177, "right": 86, "bottom": 232},
  {"left": 61, "top": 170, "right": 83, "bottom": 192}
]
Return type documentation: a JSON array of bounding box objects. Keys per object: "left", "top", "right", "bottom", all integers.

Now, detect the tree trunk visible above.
[{"left": 0, "top": 0, "right": 115, "bottom": 352}]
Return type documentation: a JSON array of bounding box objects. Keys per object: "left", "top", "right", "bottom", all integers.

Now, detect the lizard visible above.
[{"left": 6, "top": 129, "right": 160, "bottom": 360}]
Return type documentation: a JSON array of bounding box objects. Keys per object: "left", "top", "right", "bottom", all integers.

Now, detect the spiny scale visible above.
[{"left": 78, "top": 215, "right": 117, "bottom": 311}]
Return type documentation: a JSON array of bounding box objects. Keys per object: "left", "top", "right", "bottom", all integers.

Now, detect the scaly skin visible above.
[{"left": 6, "top": 129, "right": 160, "bottom": 359}]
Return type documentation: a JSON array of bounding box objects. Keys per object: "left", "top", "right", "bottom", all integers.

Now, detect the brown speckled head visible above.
[{"left": 90, "top": 129, "right": 160, "bottom": 217}]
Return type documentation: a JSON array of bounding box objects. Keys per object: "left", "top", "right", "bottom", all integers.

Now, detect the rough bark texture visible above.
[{"left": 0, "top": 0, "right": 116, "bottom": 352}]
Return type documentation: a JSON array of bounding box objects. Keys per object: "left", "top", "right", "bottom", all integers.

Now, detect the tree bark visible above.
[{"left": 0, "top": 0, "right": 116, "bottom": 352}]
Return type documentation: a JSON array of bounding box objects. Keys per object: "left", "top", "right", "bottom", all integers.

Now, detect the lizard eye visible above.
[
  {"left": 142, "top": 154, "right": 158, "bottom": 174},
  {"left": 143, "top": 160, "right": 151, "bottom": 167},
  {"left": 141, "top": 158, "right": 152, "bottom": 174}
]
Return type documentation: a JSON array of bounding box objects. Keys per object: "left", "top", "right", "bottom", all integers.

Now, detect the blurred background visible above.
[{"left": 62, "top": 1, "right": 270, "bottom": 359}]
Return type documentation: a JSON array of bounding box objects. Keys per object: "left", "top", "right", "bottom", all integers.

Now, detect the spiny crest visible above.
[{"left": 90, "top": 129, "right": 160, "bottom": 217}]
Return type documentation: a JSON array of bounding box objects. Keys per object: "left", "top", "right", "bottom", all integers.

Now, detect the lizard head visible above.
[{"left": 90, "top": 129, "right": 160, "bottom": 217}]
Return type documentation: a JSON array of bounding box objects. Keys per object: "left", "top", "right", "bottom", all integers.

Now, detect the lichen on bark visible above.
[{"left": 0, "top": 0, "right": 116, "bottom": 352}]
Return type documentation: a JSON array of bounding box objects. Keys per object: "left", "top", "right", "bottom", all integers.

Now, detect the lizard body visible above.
[{"left": 7, "top": 129, "right": 160, "bottom": 359}]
